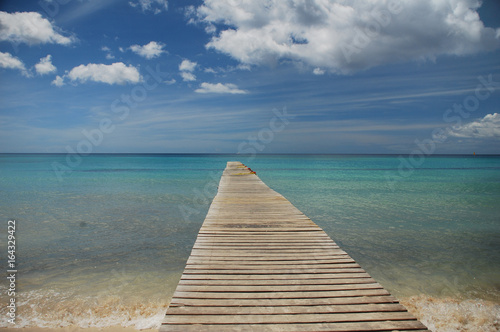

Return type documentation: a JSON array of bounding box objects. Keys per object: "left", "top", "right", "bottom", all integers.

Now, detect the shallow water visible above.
[{"left": 0, "top": 154, "right": 499, "bottom": 329}]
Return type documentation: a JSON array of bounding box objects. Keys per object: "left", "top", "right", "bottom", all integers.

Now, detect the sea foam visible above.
[{"left": 0, "top": 289, "right": 169, "bottom": 329}]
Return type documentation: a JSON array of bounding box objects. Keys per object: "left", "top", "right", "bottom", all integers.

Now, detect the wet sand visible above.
[{"left": 1, "top": 328, "right": 156, "bottom": 332}]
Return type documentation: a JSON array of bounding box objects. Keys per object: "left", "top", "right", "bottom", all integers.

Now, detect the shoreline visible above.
[{"left": 2, "top": 295, "right": 499, "bottom": 332}]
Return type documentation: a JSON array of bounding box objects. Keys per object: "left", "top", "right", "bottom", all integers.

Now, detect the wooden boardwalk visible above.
[{"left": 160, "top": 161, "right": 428, "bottom": 332}]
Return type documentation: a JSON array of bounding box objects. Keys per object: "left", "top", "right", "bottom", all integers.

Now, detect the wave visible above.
[
  {"left": 0, "top": 290, "right": 169, "bottom": 330},
  {"left": 2, "top": 290, "right": 499, "bottom": 331}
]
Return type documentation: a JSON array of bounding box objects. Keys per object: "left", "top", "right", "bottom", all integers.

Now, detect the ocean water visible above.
[{"left": 0, "top": 154, "right": 499, "bottom": 330}]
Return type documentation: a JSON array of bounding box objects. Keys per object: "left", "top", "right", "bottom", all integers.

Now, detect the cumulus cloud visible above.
[
  {"left": 313, "top": 67, "right": 325, "bottom": 75},
  {"left": 129, "top": 0, "right": 168, "bottom": 14},
  {"left": 129, "top": 41, "right": 166, "bottom": 59},
  {"left": 179, "top": 59, "right": 197, "bottom": 81},
  {"left": 51, "top": 75, "right": 64, "bottom": 87},
  {"left": 0, "top": 11, "right": 75, "bottom": 46},
  {"left": 62, "top": 62, "right": 142, "bottom": 85},
  {"left": 164, "top": 78, "right": 176, "bottom": 85},
  {"left": 35, "top": 55, "right": 56, "bottom": 75},
  {"left": 204, "top": 67, "right": 217, "bottom": 74},
  {"left": 195, "top": 82, "right": 247, "bottom": 94},
  {"left": 179, "top": 59, "right": 197, "bottom": 72},
  {"left": 181, "top": 71, "right": 196, "bottom": 82},
  {"left": 192, "top": 0, "right": 500, "bottom": 74},
  {"left": 0, "top": 51, "right": 28, "bottom": 76},
  {"left": 101, "top": 46, "right": 115, "bottom": 59},
  {"left": 448, "top": 113, "right": 500, "bottom": 138}
]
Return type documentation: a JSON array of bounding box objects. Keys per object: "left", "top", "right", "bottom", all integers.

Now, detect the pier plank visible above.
[
  {"left": 177, "top": 278, "right": 376, "bottom": 286},
  {"left": 168, "top": 296, "right": 401, "bottom": 307},
  {"left": 165, "top": 303, "right": 408, "bottom": 315},
  {"left": 161, "top": 321, "right": 427, "bottom": 332}
]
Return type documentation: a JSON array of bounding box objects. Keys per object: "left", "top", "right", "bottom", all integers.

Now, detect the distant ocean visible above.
[{"left": 1, "top": 154, "right": 499, "bottom": 330}]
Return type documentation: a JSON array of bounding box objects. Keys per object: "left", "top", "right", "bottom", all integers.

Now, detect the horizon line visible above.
[{"left": 1, "top": 153, "right": 498, "bottom": 157}]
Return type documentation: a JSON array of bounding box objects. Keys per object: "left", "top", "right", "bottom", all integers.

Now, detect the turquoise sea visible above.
[{"left": 0, "top": 154, "right": 499, "bottom": 330}]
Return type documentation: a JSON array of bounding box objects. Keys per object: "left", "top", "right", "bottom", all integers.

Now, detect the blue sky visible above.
[{"left": 1, "top": 0, "right": 499, "bottom": 154}]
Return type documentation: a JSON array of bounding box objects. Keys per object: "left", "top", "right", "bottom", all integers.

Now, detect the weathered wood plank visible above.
[
  {"left": 181, "top": 268, "right": 366, "bottom": 275},
  {"left": 180, "top": 272, "right": 372, "bottom": 280},
  {"left": 168, "top": 295, "right": 400, "bottom": 307},
  {"left": 189, "top": 249, "right": 348, "bottom": 256},
  {"left": 178, "top": 277, "right": 376, "bottom": 286},
  {"left": 165, "top": 303, "right": 408, "bottom": 315},
  {"left": 192, "top": 246, "right": 341, "bottom": 250},
  {"left": 186, "top": 258, "right": 355, "bottom": 265},
  {"left": 193, "top": 239, "right": 336, "bottom": 243},
  {"left": 171, "top": 289, "right": 391, "bottom": 299},
  {"left": 160, "top": 321, "right": 427, "bottom": 332},
  {"left": 164, "top": 311, "right": 417, "bottom": 324},
  {"left": 174, "top": 283, "right": 384, "bottom": 293},
  {"left": 184, "top": 263, "right": 360, "bottom": 270}
]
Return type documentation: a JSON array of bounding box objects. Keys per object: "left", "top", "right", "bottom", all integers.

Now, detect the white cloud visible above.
[
  {"left": 448, "top": 113, "right": 500, "bottom": 138},
  {"left": 129, "top": 41, "right": 166, "bottom": 59},
  {"left": 195, "top": 82, "right": 248, "bottom": 94},
  {"left": 0, "top": 51, "right": 28, "bottom": 76},
  {"left": 313, "top": 67, "right": 325, "bottom": 75},
  {"left": 101, "top": 46, "right": 115, "bottom": 59},
  {"left": 164, "top": 78, "right": 176, "bottom": 85},
  {"left": 179, "top": 59, "right": 197, "bottom": 72},
  {"left": 181, "top": 71, "right": 196, "bottom": 82},
  {"left": 193, "top": 0, "right": 500, "bottom": 74},
  {"left": 0, "top": 11, "right": 75, "bottom": 46},
  {"left": 51, "top": 75, "right": 64, "bottom": 87},
  {"left": 129, "top": 0, "right": 168, "bottom": 14},
  {"left": 35, "top": 55, "right": 56, "bottom": 75},
  {"left": 66, "top": 62, "right": 142, "bottom": 85},
  {"left": 179, "top": 59, "right": 198, "bottom": 81},
  {"left": 237, "top": 64, "right": 251, "bottom": 71}
]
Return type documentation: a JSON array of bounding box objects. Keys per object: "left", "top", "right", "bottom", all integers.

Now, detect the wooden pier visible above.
[{"left": 160, "top": 162, "right": 428, "bottom": 331}]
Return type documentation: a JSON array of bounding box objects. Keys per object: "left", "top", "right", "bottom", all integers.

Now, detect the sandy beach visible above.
[
  {"left": 401, "top": 296, "right": 500, "bottom": 331},
  {"left": 1, "top": 328, "right": 156, "bottom": 332}
]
